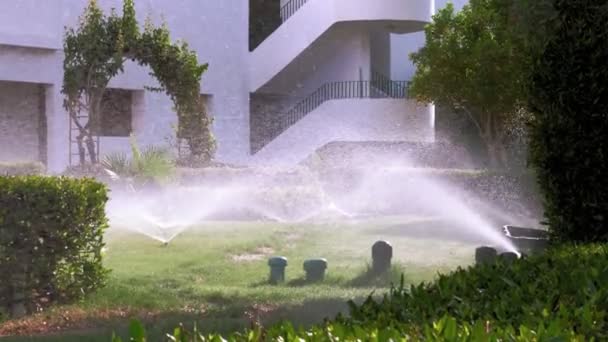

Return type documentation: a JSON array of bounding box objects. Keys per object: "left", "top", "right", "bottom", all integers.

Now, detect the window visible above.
[{"left": 98, "top": 89, "right": 132, "bottom": 137}]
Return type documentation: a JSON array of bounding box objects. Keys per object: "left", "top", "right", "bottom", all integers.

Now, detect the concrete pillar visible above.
[{"left": 45, "top": 84, "right": 70, "bottom": 173}]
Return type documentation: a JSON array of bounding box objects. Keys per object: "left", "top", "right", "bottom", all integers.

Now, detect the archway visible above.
[{"left": 63, "top": 0, "right": 215, "bottom": 166}]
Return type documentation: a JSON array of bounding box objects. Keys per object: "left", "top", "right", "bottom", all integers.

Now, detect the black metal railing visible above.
[
  {"left": 280, "top": 0, "right": 309, "bottom": 23},
  {"left": 371, "top": 70, "right": 409, "bottom": 98},
  {"left": 254, "top": 78, "right": 409, "bottom": 153}
]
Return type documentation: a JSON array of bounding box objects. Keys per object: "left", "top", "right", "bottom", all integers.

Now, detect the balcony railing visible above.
[
  {"left": 280, "top": 0, "right": 310, "bottom": 23},
  {"left": 371, "top": 70, "right": 409, "bottom": 98},
  {"left": 253, "top": 78, "right": 409, "bottom": 153}
]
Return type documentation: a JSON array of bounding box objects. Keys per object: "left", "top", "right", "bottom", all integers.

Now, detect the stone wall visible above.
[
  {"left": 250, "top": 93, "right": 303, "bottom": 153},
  {"left": 0, "top": 81, "right": 45, "bottom": 163}
]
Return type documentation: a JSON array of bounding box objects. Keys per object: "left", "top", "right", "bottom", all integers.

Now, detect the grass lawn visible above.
[{"left": 1, "top": 216, "right": 479, "bottom": 341}]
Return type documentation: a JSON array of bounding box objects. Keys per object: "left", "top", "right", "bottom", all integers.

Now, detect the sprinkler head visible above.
[{"left": 161, "top": 241, "right": 169, "bottom": 247}]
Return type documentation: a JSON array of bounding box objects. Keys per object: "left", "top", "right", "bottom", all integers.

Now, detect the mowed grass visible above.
[{"left": 2, "top": 217, "right": 478, "bottom": 341}]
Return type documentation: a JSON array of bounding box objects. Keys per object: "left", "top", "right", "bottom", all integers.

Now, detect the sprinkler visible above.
[{"left": 161, "top": 241, "right": 169, "bottom": 247}]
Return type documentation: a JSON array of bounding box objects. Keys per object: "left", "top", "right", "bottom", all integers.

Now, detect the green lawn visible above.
[{"left": 2, "top": 217, "right": 478, "bottom": 341}]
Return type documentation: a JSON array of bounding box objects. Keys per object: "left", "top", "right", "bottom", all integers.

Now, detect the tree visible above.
[
  {"left": 528, "top": 0, "right": 608, "bottom": 242},
  {"left": 409, "top": 0, "right": 539, "bottom": 168},
  {"left": 63, "top": 0, "right": 215, "bottom": 165}
]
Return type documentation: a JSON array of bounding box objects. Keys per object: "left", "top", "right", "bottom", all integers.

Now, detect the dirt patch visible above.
[
  {"left": 231, "top": 246, "right": 275, "bottom": 263},
  {"left": 0, "top": 307, "right": 155, "bottom": 337}
]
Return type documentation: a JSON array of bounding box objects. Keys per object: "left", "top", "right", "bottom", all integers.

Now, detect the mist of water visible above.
[{"left": 105, "top": 151, "right": 522, "bottom": 254}]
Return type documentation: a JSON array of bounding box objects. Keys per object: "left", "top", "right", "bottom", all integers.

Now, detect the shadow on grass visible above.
[
  {"left": 347, "top": 264, "right": 406, "bottom": 288},
  {"left": 249, "top": 263, "right": 408, "bottom": 289}
]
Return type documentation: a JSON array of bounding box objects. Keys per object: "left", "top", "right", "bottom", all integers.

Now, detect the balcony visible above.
[{"left": 250, "top": 0, "right": 433, "bottom": 92}]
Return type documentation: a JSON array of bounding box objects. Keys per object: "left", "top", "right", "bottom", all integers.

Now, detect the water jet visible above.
[{"left": 503, "top": 225, "right": 548, "bottom": 255}]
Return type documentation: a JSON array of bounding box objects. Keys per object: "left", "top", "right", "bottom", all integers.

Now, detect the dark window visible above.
[{"left": 98, "top": 89, "right": 132, "bottom": 137}]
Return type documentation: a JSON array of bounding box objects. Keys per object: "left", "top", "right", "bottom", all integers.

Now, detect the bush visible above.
[
  {"left": 345, "top": 244, "right": 608, "bottom": 339},
  {"left": 101, "top": 135, "right": 175, "bottom": 189},
  {"left": 0, "top": 176, "right": 109, "bottom": 317},
  {"left": 114, "top": 315, "right": 585, "bottom": 341},
  {"left": 528, "top": 0, "right": 608, "bottom": 242},
  {"left": 0, "top": 161, "right": 45, "bottom": 175}
]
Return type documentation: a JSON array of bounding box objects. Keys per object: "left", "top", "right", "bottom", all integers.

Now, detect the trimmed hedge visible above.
[
  {"left": 115, "top": 315, "right": 586, "bottom": 341},
  {"left": 529, "top": 0, "right": 608, "bottom": 242},
  {"left": 345, "top": 244, "right": 608, "bottom": 339},
  {"left": 0, "top": 176, "right": 109, "bottom": 318},
  {"left": 0, "top": 162, "right": 45, "bottom": 175}
]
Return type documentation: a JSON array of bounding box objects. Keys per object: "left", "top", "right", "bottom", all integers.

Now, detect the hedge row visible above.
[
  {"left": 0, "top": 176, "right": 109, "bottom": 318},
  {"left": 345, "top": 244, "right": 608, "bottom": 339},
  {"left": 114, "top": 244, "right": 605, "bottom": 341},
  {"left": 114, "top": 314, "right": 586, "bottom": 341},
  {"left": 529, "top": 0, "right": 608, "bottom": 243}
]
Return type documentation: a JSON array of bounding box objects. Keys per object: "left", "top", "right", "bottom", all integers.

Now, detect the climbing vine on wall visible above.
[{"left": 63, "top": 0, "right": 215, "bottom": 165}]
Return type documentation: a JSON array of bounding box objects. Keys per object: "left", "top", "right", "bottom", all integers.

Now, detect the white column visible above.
[{"left": 45, "top": 84, "right": 70, "bottom": 173}]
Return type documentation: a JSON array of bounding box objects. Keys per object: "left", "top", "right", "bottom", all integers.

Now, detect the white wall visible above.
[
  {"left": 0, "top": 0, "right": 250, "bottom": 171},
  {"left": 0, "top": 1, "right": 62, "bottom": 49},
  {"left": 250, "top": 0, "right": 433, "bottom": 92},
  {"left": 249, "top": 98, "right": 434, "bottom": 166},
  {"left": 262, "top": 26, "right": 373, "bottom": 96}
]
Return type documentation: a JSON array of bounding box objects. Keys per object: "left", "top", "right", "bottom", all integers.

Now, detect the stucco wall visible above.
[
  {"left": 0, "top": 81, "right": 45, "bottom": 163},
  {"left": 251, "top": 0, "right": 433, "bottom": 92},
  {"left": 250, "top": 93, "right": 305, "bottom": 153},
  {"left": 0, "top": 0, "right": 250, "bottom": 171},
  {"left": 249, "top": 98, "right": 433, "bottom": 165},
  {"left": 0, "top": 0, "right": 62, "bottom": 49},
  {"left": 262, "top": 26, "right": 374, "bottom": 96}
]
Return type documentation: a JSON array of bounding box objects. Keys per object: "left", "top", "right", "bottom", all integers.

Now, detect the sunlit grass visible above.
[{"left": 3, "top": 218, "right": 477, "bottom": 341}]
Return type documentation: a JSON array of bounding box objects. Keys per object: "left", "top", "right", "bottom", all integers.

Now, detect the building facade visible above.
[{"left": 0, "top": 0, "right": 443, "bottom": 172}]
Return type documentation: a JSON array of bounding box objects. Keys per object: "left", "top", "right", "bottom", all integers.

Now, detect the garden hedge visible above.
[
  {"left": 345, "top": 244, "right": 608, "bottom": 339},
  {"left": 529, "top": 0, "right": 608, "bottom": 242},
  {"left": 0, "top": 176, "right": 109, "bottom": 318}
]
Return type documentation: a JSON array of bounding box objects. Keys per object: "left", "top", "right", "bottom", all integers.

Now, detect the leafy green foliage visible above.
[
  {"left": 63, "top": 0, "right": 215, "bottom": 165},
  {"left": 528, "top": 0, "right": 608, "bottom": 243},
  {"left": 346, "top": 244, "right": 608, "bottom": 339},
  {"left": 0, "top": 176, "right": 109, "bottom": 317},
  {"left": 101, "top": 134, "right": 175, "bottom": 187},
  {"left": 409, "top": 0, "right": 551, "bottom": 167},
  {"left": 112, "top": 314, "right": 585, "bottom": 341},
  {"left": 0, "top": 162, "right": 45, "bottom": 175}
]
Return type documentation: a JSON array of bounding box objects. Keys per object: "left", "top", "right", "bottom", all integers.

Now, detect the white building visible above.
[{"left": 0, "top": 0, "right": 453, "bottom": 172}]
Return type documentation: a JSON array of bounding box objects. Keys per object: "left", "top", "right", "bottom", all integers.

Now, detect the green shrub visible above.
[
  {"left": 0, "top": 161, "right": 45, "bottom": 175},
  {"left": 101, "top": 135, "right": 175, "bottom": 188},
  {"left": 346, "top": 244, "right": 608, "bottom": 339},
  {"left": 114, "top": 314, "right": 585, "bottom": 341},
  {"left": 0, "top": 176, "right": 109, "bottom": 317},
  {"left": 528, "top": 0, "right": 608, "bottom": 242}
]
